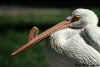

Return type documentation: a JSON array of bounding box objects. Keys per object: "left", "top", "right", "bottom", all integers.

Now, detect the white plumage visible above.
[{"left": 45, "top": 8, "right": 100, "bottom": 67}]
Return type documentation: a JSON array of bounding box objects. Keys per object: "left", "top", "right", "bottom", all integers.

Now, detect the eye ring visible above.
[
  {"left": 75, "top": 15, "right": 80, "bottom": 18},
  {"left": 71, "top": 15, "right": 80, "bottom": 22}
]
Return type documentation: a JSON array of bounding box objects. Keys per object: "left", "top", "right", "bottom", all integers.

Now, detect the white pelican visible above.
[{"left": 11, "top": 8, "right": 100, "bottom": 67}]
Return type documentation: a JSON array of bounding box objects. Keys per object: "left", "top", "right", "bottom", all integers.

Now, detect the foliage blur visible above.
[{"left": 0, "top": 7, "right": 100, "bottom": 67}]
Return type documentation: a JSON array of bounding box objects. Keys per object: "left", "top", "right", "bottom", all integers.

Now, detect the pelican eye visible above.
[{"left": 71, "top": 15, "right": 80, "bottom": 22}]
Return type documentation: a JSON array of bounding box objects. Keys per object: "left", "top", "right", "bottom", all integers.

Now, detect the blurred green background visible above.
[{"left": 0, "top": 7, "right": 100, "bottom": 67}]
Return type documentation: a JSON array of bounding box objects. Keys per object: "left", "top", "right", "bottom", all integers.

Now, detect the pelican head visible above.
[{"left": 67, "top": 8, "right": 98, "bottom": 29}]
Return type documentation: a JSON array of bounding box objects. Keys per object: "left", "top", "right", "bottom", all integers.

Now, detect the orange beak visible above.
[{"left": 11, "top": 20, "right": 71, "bottom": 56}]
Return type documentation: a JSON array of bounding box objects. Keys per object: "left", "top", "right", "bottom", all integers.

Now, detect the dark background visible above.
[{"left": 0, "top": 0, "right": 99, "bottom": 8}]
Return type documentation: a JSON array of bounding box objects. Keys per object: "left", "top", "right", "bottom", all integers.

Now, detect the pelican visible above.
[{"left": 11, "top": 8, "right": 100, "bottom": 67}]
